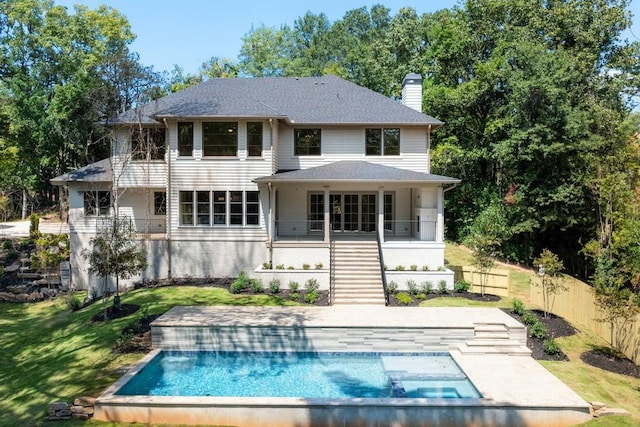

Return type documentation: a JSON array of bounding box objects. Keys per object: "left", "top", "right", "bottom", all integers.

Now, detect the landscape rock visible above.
[
  {"left": 593, "top": 407, "right": 631, "bottom": 418},
  {"left": 48, "top": 402, "right": 69, "bottom": 413},
  {"left": 5, "top": 262, "right": 20, "bottom": 273},
  {"left": 590, "top": 401, "right": 606, "bottom": 410},
  {"left": 6, "top": 285, "right": 29, "bottom": 294},
  {"left": 70, "top": 405, "right": 94, "bottom": 414},
  {"left": 74, "top": 395, "right": 97, "bottom": 406}
]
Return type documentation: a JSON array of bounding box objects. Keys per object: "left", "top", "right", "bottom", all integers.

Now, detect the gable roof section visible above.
[
  {"left": 112, "top": 75, "right": 443, "bottom": 126},
  {"left": 50, "top": 158, "right": 112, "bottom": 185},
  {"left": 253, "top": 161, "right": 460, "bottom": 185}
]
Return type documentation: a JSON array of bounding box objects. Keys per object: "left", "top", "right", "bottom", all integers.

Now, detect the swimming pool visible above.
[{"left": 115, "top": 351, "right": 481, "bottom": 399}]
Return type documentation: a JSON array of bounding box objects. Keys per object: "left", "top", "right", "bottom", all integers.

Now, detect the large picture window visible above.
[
  {"left": 84, "top": 191, "right": 110, "bottom": 216},
  {"left": 179, "top": 190, "right": 259, "bottom": 226},
  {"left": 294, "top": 129, "right": 321, "bottom": 156},
  {"left": 365, "top": 128, "right": 400, "bottom": 155},
  {"left": 132, "top": 128, "right": 166, "bottom": 160},
  {"left": 203, "top": 122, "right": 238, "bottom": 156},
  {"left": 178, "top": 122, "right": 194, "bottom": 157},
  {"left": 247, "top": 122, "right": 263, "bottom": 157}
]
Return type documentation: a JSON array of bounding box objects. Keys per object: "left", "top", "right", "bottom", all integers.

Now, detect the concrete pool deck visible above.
[{"left": 94, "top": 306, "right": 592, "bottom": 426}]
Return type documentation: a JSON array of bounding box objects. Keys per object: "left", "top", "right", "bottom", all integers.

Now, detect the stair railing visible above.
[
  {"left": 376, "top": 228, "right": 389, "bottom": 306},
  {"left": 329, "top": 228, "right": 336, "bottom": 305}
]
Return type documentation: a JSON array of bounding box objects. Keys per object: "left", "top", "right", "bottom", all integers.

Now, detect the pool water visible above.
[{"left": 116, "top": 351, "right": 481, "bottom": 399}]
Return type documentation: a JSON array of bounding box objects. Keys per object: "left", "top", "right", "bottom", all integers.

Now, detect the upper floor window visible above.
[
  {"left": 132, "top": 128, "right": 166, "bottom": 161},
  {"left": 365, "top": 128, "right": 400, "bottom": 155},
  {"left": 294, "top": 129, "right": 321, "bottom": 156},
  {"left": 247, "top": 122, "right": 263, "bottom": 157},
  {"left": 84, "top": 190, "right": 110, "bottom": 216},
  {"left": 178, "top": 122, "right": 194, "bottom": 157},
  {"left": 203, "top": 122, "right": 237, "bottom": 156}
]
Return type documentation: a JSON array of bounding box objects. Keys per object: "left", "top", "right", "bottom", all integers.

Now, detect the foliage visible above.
[
  {"left": 82, "top": 217, "right": 147, "bottom": 307},
  {"left": 533, "top": 249, "right": 567, "bottom": 318},
  {"left": 30, "top": 233, "right": 70, "bottom": 286},
  {"left": 410, "top": 265, "right": 418, "bottom": 271},
  {"left": 421, "top": 281, "right": 434, "bottom": 295},
  {"left": 269, "top": 279, "right": 281, "bottom": 294},
  {"left": 395, "top": 265, "right": 405, "bottom": 271},
  {"left": 304, "top": 278, "right": 319, "bottom": 293},
  {"left": 315, "top": 262, "right": 323, "bottom": 269},
  {"left": 438, "top": 280, "right": 448, "bottom": 294},
  {"left": 530, "top": 321, "right": 548, "bottom": 340},
  {"left": 250, "top": 278, "right": 264, "bottom": 293},
  {"left": 522, "top": 310, "right": 538, "bottom": 326},
  {"left": 510, "top": 298, "right": 526, "bottom": 316},
  {"left": 1, "top": 239, "right": 12, "bottom": 250},
  {"left": 276, "top": 264, "right": 285, "bottom": 270},
  {"left": 386, "top": 280, "right": 398, "bottom": 294},
  {"left": 262, "top": 262, "right": 270, "bottom": 270},
  {"left": 230, "top": 272, "right": 249, "bottom": 294},
  {"left": 304, "top": 290, "right": 318, "bottom": 304},
  {"left": 453, "top": 279, "right": 471, "bottom": 293},
  {"left": 66, "top": 294, "right": 82, "bottom": 312},
  {"left": 302, "top": 263, "right": 310, "bottom": 270},
  {"left": 288, "top": 280, "right": 299, "bottom": 293},
  {"left": 543, "top": 338, "right": 562, "bottom": 356},
  {"left": 28, "top": 213, "right": 40, "bottom": 240},
  {"left": 406, "top": 279, "right": 418, "bottom": 295},
  {"left": 396, "top": 291, "right": 413, "bottom": 305}
]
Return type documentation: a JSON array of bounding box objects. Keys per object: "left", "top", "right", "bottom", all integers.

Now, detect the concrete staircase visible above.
[
  {"left": 453, "top": 323, "right": 531, "bottom": 356},
  {"left": 331, "top": 240, "right": 386, "bottom": 305}
]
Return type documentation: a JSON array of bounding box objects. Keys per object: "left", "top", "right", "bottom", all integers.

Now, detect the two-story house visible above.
[{"left": 51, "top": 74, "right": 459, "bottom": 304}]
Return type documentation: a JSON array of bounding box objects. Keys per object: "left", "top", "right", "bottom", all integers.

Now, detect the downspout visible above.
[
  {"left": 268, "top": 182, "right": 273, "bottom": 269},
  {"left": 163, "top": 118, "right": 172, "bottom": 278}
]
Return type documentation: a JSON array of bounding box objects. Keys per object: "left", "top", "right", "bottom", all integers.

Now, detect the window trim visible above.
[
  {"left": 202, "top": 121, "right": 238, "bottom": 157},
  {"left": 131, "top": 127, "right": 166, "bottom": 161},
  {"left": 247, "top": 122, "right": 263, "bottom": 158},
  {"left": 365, "top": 127, "right": 400, "bottom": 156},
  {"left": 294, "top": 128, "right": 321, "bottom": 156},
  {"left": 178, "top": 190, "right": 260, "bottom": 227},
  {"left": 83, "top": 190, "right": 111, "bottom": 217},
  {"left": 177, "top": 122, "right": 194, "bottom": 157}
]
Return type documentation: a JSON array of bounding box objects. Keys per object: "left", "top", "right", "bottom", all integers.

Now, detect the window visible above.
[
  {"left": 84, "top": 191, "right": 110, "bottom": 216},
  {"left": 384, "top": 193, "right": 394, "bottom": 232},
  {"left": 132, "top": 128, "right": 166, "bottom": 160},
  {"left": 154, "top": 192, "right": 166, "bottom": 215},
  {"left": 213, "top": 191, "right": 226, "bottom": 225},
  {"left": 197, "top": 191, "right": 210, "bottom": 225},
  {"left": 179, "top": 191, "right": 193, "bottom": 225},
  {"left": 245, "top": 191, "right": 259, "bottom": 225},
  {"left": 178, "top": 122, "right": 193, "bottom": 157},
  {"left": 203, "top": 122, "right": 238, "bottom": 156},
  {"left": 179, "top": 190, "right": 259, "bottom": 227},
  {"left": 308, "top": 193, "right": 324, "bottom": 231},
  {"left": 365, "top": 128, "right": 400, "bottom": 155},
  {"left": 247, "top": 122, "right": 263, "bottom": 157},
  {"left": 294, "top": 128, "right": 321, "bottom": 156}
]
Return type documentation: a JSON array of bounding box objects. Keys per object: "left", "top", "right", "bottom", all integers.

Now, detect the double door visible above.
[{"left": 330, "top": 193, "right": 376, "bottom": 233}]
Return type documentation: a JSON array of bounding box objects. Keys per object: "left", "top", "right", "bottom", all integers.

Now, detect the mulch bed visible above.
[
  {"left": 581, "top": 349, "right": 640, "bottom": 379},
  {"left": 505, "top": 309, "right": 575, "bottom": 361},
  {"left": 91, "top": 303, "right": 140, "bottom": 322},
  {"left": 387, "top": 291, "right": 501, "bottom": 307}
]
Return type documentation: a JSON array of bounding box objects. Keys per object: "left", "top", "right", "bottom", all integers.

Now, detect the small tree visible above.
[
  {"left": 31, "top": 234, "right": 70, "bottom": 289},
  {"left": 464, "top": 202, "right": 508, "bottom": 296},
  {"left": 83, "top": 216, "right": 147, "bottom": 317},
  {"left": 533, "top": 249, "right": 567, "bottom": 318}
]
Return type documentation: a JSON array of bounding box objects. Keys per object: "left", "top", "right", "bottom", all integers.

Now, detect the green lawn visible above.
[{"left": 2, "top": 243, "right": 639, "bottom": 426}]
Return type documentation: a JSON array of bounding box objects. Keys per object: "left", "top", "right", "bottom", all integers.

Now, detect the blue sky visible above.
[{"left": 55, "top": 0, "right": 639, "bottom": 76}]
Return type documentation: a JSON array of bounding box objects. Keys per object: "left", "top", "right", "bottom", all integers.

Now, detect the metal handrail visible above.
[
  {"left": 376, "top": 227, "right": 389, "bottom": 306},
  {"left": 329, "top": 228, "right": 336, "bottom": 306}
]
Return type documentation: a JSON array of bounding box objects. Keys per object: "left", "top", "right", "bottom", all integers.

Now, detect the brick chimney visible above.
[{"left": 401, "top": 73, "right": 423, "bottom": 113}]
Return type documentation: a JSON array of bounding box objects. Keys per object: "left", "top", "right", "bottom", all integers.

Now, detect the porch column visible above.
[
  {"left": 269, "top": 185, "right": 276, "bottom": 241},
  {"left": 323, "top": 186, "right": 330, "bottom": 242},
  {"left": 378, "top": 186, "right": 384, "bottom": 243},
  {"left": 437, "top": 186, "right": 444, "bottom": 243}
]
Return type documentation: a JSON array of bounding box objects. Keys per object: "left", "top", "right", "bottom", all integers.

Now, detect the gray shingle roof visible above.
[
  {"left": 112, "top": 75, "right": 443, "bottom": 126},
  {"left": 50, "top": 158, "right": 112, "bottom": 185},
  {"left": 253, "top": 161, "right": 460, "bottom": 184}
]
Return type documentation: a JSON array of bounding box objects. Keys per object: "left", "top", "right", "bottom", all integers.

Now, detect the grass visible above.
[
  {"left": 2, "top": 241, "right": 639, "bottom": 426},
  {"left": 0, "top": 287, "right": 298, "bottom": 427}
]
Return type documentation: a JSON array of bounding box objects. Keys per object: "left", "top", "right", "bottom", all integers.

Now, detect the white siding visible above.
[{"left": 276, "top": 125, "right": 430, "bottom": 172}]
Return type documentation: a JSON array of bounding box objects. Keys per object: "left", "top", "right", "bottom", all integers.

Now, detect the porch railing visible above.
[
  {"left": 376, "top": 227, "right": 389, "bottom": 306},
  {"left": 84, "top": 216, "right": 165, "bottom": 235},
  {"left": 274, "top": 220, "right": 324, "bottom": 241},
  {"left": 383, "top": 219, "right": 437, "bottom": 242}
]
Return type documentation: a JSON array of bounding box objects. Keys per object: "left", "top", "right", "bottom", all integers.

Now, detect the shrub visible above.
[
  {"left": 315, "top": 262, "right": 323, "bottom": 270},
  {"left": 530, "top": 322, "right": 548, "bottom": 340},
  {"left": 384, "top": 265, "right": 388, "bottom": 270},
  {"left": 543, "top": 338, "right": 562, "bottom": 355},
  {"left": 396, "top": 292, "right": 413, "bottom": 305},
  {"left": 410, "top": 265, "right": 418, "bottom": 271},
  {"left": 421, "top": 281, "right": 433, "bottom": 294},
  {"left": 269, "top": 279, "right": 281, "bottom": 294},
  {"left": 454, "top": 279, "right": 471, "bottom": 293},
  {"left": 511, "top": 299, "right": 526, "bottom": 316},
  {"left": 438, "top": 280, "right": 448, "bottom": 294},
  {"left": 262, "top": 262, "right": 271, "bottom": 270},
  {"left": 304, "top": 278, "right": 319, "bottom": 293},
  {"left": 275, "top": 264, "right": 285, "bottom": 270},
  {"left": 67, "top": 294, "right": 82, "bottom": 311},
  {"left": 288, "top": 281, "right": 299, "bottom": 293},
  {"left": 230, "top": 271, "right": 249, "bottom": 294},
  {"left": 302, "top": 263, "right": 310, "bottom": 270},
  {"left": 29, "top": 213, "right": 40, "bottom": 240},
  {"left": 395, "top": 265, "right": 405, "bottom": 271},
  {"left": 251, "top": 279, "right": 264, "bottom": 293},
  {"left": 304, "top": 290, "right": 318, "bottom": 304},
  {"left": 406, "top": 279, "right": 418, "bottom": 296},
  {"left": 287, "top": 266, "right": 295, "bottom": 270},
  {"left": 386, "top": 280, "right": 398, "bottom": 294},
  {"left": 421, "top": 265, "right": 429, "bottom": 271},
  {"left": 522, "top": 310, "right": 538, "bottom": 326},
  {"left": 1, "top": 239, "right": 12, "bottom": 250}
]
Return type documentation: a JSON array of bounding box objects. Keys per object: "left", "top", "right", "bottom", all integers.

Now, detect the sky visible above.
[{"left": 55, "top": 0, "right": 640, "bottom": 76}]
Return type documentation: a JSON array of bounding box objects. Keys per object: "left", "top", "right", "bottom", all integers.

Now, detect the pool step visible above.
[{"left": 454, "top": 340, "right": 531, "bottom": 356}]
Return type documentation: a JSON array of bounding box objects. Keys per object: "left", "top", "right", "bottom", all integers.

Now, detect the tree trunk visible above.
[{"left": 21, "top": 189, "right": 28, "bottom": 220}]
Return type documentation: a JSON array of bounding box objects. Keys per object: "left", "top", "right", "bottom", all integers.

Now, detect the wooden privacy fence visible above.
[
  {"left": 530, "top": 278, "right": 640, "bottom": 365},
  {"left": 450, "top": 266, "right": 510, "bottom": 297}
]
